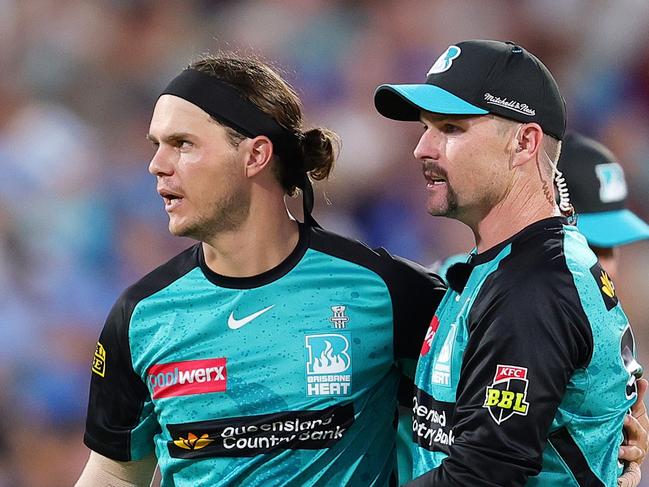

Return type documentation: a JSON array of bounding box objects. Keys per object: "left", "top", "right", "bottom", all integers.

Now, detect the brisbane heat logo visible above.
[
  {"left": 482, "top": 365, "right": 530, "bottom": 425},
  {"left": 305, "top": 333, "right": 352, "bottom": 396},
  {"left": 148, "top": 358, "right": 227, "bottom": 399}
]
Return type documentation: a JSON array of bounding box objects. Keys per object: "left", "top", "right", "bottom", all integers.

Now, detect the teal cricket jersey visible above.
[
  {"left": 408, "top": 217, "right": 642, "bottom": 487},
  {"left": 84, "top": 223, "right": 445, "bottom": 486}
]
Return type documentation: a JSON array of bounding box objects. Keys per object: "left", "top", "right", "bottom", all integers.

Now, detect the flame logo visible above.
[
  {"left": 306, "top": 334, "right": 351, "bottom": 375},
  {"left": 313, "top": 340, "right": 349, "bottom": 373},
  {"left": 173, "top": 432, "right": 213, "bottom": 450},
  {"left": 600, "top": 270, "right": 615, "bottom": 299}
]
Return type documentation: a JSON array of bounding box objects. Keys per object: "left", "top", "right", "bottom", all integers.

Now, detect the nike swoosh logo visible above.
[{"left": 227, "top": 305, "right": 275, "bottom": 330}]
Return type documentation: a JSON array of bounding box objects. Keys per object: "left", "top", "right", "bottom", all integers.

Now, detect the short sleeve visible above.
[{"left": 83, "top": 296, "right": 159, "bottom": 461}]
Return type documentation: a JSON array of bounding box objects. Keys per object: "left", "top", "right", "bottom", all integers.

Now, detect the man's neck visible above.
[
  {"left": 471, "top": 180, "right": 559, "bottom": 253},
  {"left": 201, "top": 203, "right": 300, "bottom": 278}
]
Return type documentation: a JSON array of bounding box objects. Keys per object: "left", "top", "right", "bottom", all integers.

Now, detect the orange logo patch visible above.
[{"left": 173, "top": 433, "right": 214, "bottom": 450}]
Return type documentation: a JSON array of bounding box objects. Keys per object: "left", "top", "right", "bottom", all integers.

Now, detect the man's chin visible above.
[
  {"left": 427, "top": 205, "right": 461, "bottom": 220},
  {"left": 168, "top": 221, "right": 192, "bottom": 238},
  {"left": 426, "top": 205, "right": 449, "bottom": 217}
]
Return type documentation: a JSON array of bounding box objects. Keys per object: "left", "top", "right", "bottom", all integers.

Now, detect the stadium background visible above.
[{"left": 1, "top": 1, "right": 648, "bottom": 485}]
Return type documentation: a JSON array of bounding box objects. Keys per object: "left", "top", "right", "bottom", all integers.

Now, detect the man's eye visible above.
[
  {"left": 442, "top": 124, "right": 461, "bottom": 134},
  {"left": 177, "top": 140, "right": 192, "bottom": 149}
]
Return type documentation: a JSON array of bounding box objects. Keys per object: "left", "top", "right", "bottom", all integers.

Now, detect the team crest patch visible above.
[
  {"left": 305, "top": 333, "right": 352, "bottom": 396},
  {"left": 483, "top": 365, "right": 530, "bottom": 425},
  {"left": 427, "top": 45, "right": 461, "bottom": 75},
  {"left": 590, "top": 263, "right": 618, "bottom": 310},
  {"left": 595, "top": 163, "right": 627, "bottom": 203},
  {"left": 92, "top": 342, "right": 106, "bottom": 377},
  {"left": 330, "top": 306, "right": 349, "bottom": 329}
]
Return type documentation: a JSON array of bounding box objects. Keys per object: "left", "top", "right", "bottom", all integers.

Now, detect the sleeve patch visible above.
[
  {"left": 483, "top": 365, "right": 530, "bottom": 424},
  {"left": 92, "top": 341, "right": 106, "bottom": 377},
  {"left": 589, "top": 263, "right": 618, "bottom": 310}
]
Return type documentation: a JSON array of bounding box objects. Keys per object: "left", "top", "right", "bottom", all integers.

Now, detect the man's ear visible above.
[
  {"left": 244, "top": 136, "right": 274, "bottom": 178},
  {"left": 511, "top": 123, "right": 543, "bottom": 168}
]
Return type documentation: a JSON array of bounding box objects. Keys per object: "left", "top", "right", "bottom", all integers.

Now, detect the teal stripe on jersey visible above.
[
  {"left": 541, "top": 225, "right": 633, "bottom": 485},
  {"left": 412, "top": 243, "right": 512, "bottom": 476}
]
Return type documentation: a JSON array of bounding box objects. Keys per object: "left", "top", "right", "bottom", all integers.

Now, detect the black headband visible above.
[
  {"left": 160, "top": 68, "right": 318, "bottom": 226},
  {"left": 161, "top": 68, "right": 298, "bottom": 156}
]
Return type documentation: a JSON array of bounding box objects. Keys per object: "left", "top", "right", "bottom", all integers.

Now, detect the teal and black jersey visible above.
[
  {"left": 83, "top": 223, "right": 445, "bottom": 486},
  {"left": 408, "top": 217, "right": 642, "bottom": 487}
]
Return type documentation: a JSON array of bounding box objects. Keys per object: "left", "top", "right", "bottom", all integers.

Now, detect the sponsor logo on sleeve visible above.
[
  {"left": 305, "top": 333, "right": 352, "bottom": 396},
  {"left": 148, "top": 358, "right": 227, "bottom": 399},
  {"left": 483, "top": 365, "right": 530, "bottom": 425},
  {"left": 166, "top": 403, "right": 355, "bottom": 458},
  {"left": 92, "top": 342, "right": 106, "bottom": 377},
  {"left": 590, "top": 263, "right": 618, "bottom": 311}
]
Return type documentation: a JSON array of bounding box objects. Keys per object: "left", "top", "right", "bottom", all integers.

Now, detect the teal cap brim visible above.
[
  {"left": 577, "top": 209, "right": 649, "bottom": 247},
  {"left": 374, "top": 83, "right": 488, "bottom": 121}
]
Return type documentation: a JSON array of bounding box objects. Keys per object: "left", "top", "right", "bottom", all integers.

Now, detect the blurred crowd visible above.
[{"left": 1, "top": 1, "right": 648, "bottom": 485}]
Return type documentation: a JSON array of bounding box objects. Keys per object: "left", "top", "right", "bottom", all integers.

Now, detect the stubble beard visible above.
[
  {"left": 171, "top": 186, "right": 251, "bottom": 242},
  {"left": 427, "top": 184, "right": 459, "bottom": 219}
]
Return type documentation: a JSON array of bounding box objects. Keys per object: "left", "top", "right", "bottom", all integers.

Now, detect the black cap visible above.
[
  {"left": 374, "top": 40, "right": 567, "bottom": 140},
  {"left": 559, "top": 132, "right": 649, "bottom": 247}
]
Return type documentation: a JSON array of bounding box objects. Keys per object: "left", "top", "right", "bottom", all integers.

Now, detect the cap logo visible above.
[
  {"left": 427, "top": 45, "right": 461, "bottom": 75},
  {"left": 483, "top": 93, "right": 536, "bottom": 116},
  {"left": 595, "top": 163, "right": 627, "bottom": 203}
]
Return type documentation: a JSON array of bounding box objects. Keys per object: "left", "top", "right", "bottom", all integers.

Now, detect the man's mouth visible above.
[
  {"left": 423, "top": 171, "right": 447, "bottom": 188},
  {"left": 158, "top": 188, "right": 184, "bottom": 210}
]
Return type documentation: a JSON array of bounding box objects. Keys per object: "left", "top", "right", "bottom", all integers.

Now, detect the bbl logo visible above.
[
  {"left": 483, "top": 365, "right": 530, "bottom": 425},
  {"left": 305, "top": 333, "right": 352, "bottom": 396}
]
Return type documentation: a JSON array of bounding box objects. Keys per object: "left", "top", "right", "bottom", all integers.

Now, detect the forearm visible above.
[{"left": 75, "top": 450, "right": 157, "bottom": 487}]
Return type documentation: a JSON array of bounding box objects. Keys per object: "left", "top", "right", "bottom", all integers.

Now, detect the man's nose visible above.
[
  {"left": 148, "top": 146, "right": 173, "bottom": 176},
  {"left": 414, "top": 130, "right": 441, "bottom": 161}
]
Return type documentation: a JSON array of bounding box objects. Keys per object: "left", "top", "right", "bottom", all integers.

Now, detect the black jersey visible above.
[{"left": 410, "top": 218, "right": 641, "bottom": 486}]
